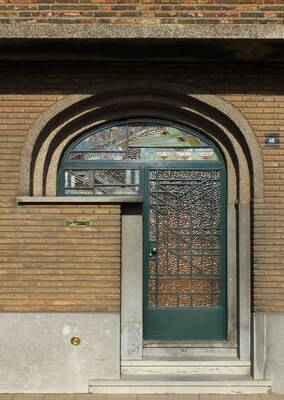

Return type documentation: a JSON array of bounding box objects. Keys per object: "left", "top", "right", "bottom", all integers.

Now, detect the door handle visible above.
[{"left": 149, "top": 247, "right": 157, "bottom": 257}]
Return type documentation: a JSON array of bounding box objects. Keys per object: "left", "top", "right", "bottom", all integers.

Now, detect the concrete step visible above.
[
  {"left": 89, "top": 375, "right": 271, "bottom": 395},
  {"left": 121, "top": 359, "right": 251, "bottom": 376},
  {"left": 143, "top": 345, "right": 237, "bottom": 359}
]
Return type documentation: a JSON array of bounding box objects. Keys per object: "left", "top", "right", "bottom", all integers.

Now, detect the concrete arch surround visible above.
[
  {"left": 18, "top": 79, "right": 264, "bottom": 376},
  {"left": 19, "top": 79, "right": 263, "bottom": 201}
]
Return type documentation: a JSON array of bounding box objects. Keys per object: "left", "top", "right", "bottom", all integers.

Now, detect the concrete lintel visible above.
[
  {"left": 17, "top": 196, "right": 143, "bottom": 204},
  {"left": 0, "top": 23, "right": 284, "bottom": 40}
]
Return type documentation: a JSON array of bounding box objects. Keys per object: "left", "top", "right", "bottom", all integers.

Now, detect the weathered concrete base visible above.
[
  {"left": 253, "top": 312, "right": 266, "bottom": 380},
  {"left": 121, "top": 323, "right": 143, "bottom": 360},
  {"left": 0, "top": 313, "right": 120, "bottom": 393},
  {"left": 265, "top": 313, "right": 284, "bottom": 393}
]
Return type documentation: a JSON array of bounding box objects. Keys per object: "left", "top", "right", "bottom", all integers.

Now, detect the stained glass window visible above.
[
  {"left": 66, "top": 122, "right": 219, "bottom": 162},
  {"left": 60, "top": 120, "right": 220, "bottom": 196}
]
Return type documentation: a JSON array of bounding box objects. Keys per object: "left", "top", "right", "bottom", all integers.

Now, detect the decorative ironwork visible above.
[
  {"left": 147, "top": 168, "right": 222, "bottom": 309},
  {"left": 64, "top": 169, "right": 140, "bottom": 195}
]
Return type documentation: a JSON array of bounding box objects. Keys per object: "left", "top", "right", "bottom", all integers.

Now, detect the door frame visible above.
[
  {"left": 142, "top": 163, "right": 227, "bottom": 341},
  {"left": 121, "top": 165, "right": 237, "bottom": 361}
]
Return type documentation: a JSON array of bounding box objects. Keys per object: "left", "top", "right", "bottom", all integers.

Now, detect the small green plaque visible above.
[{"left": 65, "top": 220, "right": 90, "bottom": 227}]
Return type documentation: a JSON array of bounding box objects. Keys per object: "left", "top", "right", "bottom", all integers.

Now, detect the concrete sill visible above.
[{"left": 17, "top": 196, "right": 143, "bottom": 204}]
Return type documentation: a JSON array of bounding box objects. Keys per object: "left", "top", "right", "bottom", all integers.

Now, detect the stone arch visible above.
[{"left": 19, "top": 79, "right": 263, "bottom": 203}]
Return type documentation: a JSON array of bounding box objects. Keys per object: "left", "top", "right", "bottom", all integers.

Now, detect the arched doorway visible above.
[{"left": 58, "top": 119, "right": 227, "bottom": 342}]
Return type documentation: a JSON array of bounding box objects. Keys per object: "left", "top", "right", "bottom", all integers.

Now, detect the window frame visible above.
[{"left": 58, "top": 119, "right": 224, "bottom": 197}]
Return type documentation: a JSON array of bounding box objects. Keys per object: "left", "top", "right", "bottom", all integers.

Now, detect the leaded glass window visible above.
[{"left": 59, "top": 120, "right": 221, "bottom": 196}]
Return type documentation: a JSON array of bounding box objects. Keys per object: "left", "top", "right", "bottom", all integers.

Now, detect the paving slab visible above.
[
  {"left": 136, "top": 396, "right": 168, "bottom": 400},
  {"left": 105, "top": 396, "right": 136, "bottom": 400},
  {"left": 229, "top": 396, "right": 261, "bottom": 400},
  {"left": 74, "top": 395, "right": 106, "bottom": 400},
  {"left": 44, "top": 396, "right": 76, "bottom": 400},
  {"left": 168, "top": 396, "right": 199, "bottom": 400},
  {"left": 55, "top": 396, "right": 284, "bottom": 399},
  {"left": 200, "top": 396, "right": 230, "bottom": 400},
  {"left": 13, "top": 396, "right": 45, "bottom": 400}
]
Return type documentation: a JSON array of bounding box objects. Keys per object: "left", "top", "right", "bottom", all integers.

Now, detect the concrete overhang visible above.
[
  {"left": 1, "top": 24, "right": 284, "bottom": 40},
  {"left": 0, "top": 24, "right": 284, "bottom": 62}
]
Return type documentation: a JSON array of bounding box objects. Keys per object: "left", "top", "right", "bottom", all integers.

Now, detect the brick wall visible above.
[
  {"left": 0, "top": 204, "right": 121, "bottom": 312},
  {"left": 0, "top": 92, "right": 121, "bottom": 312},
  {"left": 227, "top": 94, "right": 284, "bottom": 313},
  {"left": 0, "top": 0, "right": 284, "bottom": 25},
  {"left": 0, "top": 63, "right": 284, "bottom": 312}
]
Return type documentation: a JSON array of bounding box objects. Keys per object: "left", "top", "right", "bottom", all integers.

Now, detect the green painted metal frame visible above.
[
  {"left": 58, "top": 118, "right": 227, "bottom": 342},
  {"left": 57, "top": 118, "right": 224, "bottom": 197},
  {"left": 143, "top": 163, "right": 227, "bottom": 341}
]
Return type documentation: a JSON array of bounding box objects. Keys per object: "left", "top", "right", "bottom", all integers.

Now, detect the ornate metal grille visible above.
[
  {"left": 64, "top": 168, "right": 140, "bottom": 195},
  {"left": 147, "top": 168, "right": 222, "bottom": 309}
]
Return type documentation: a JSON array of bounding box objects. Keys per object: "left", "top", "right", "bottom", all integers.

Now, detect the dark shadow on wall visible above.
[{"left": 0, "top": 39, "right": 284, "bottom": 95}]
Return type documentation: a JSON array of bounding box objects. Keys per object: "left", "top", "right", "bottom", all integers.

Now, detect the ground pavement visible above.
[{"left": 0, "top": 395, "right": 283, "bottom": 400}]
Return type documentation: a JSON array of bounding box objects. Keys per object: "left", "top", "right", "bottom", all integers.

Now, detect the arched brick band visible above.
[{"left": 19, "top": 79, "right": 263, "bottom": 202}]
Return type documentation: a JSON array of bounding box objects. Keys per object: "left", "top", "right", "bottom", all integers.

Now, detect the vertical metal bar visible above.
[
  {"left": 220, "top": 166, "right": 227, "bottom": 315},
  {"left": 92, "top": 170, "right": 95, "bottom": 195},
  {"left": 176, "top": 170, "right": 180, "bottom": 307},
  {"left": 188, "top": 171, "right": 194, "bottom": 307},
  {"left": 126, "top": 121, "right": 129, "bottom": 159},
  {"left": 189, "top": 173, "right": 193, "bottom": 307},
  {"left": 164, "top": 171, "right": 170, "bottom": 282},
  {"left": 155, "top": 168, "right": 159, "bottom": 308},
  {"left": 210, "top": 170, "right": 214, "bottom": 307},
  {"left": 200, "top": 172, "right": 204, "bottom": 307}
]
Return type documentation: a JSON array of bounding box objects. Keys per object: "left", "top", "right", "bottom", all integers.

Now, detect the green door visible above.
[
  {"left": 143, "top": 165, "right": 227, "bottom": 341},
  {"left": 58, "top": 118, "right": 227, "bottom": 341}
]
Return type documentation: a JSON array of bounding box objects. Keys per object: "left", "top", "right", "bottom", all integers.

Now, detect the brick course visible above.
[{"left": 1, "top": 0, "right": 284, "bottom": 25}]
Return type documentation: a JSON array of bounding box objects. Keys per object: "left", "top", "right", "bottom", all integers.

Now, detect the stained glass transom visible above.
[
  {"left": 66, "top": 122, "right": 219, "bottom": 162},
  {"left": 147, "top": 169, "right": 222, "bottom": 308},
  {"left": 61, "top": 121, "right": 221, "bottom": 196}
]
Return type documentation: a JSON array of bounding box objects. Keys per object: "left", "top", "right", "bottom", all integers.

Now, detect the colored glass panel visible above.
[{"left": 67, "top": 122, "right": 218, "bottom": 161}]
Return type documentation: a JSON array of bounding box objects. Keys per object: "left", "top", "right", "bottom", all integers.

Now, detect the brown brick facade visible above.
[
  {"left": 0, "top": 203, "right": 121, "bottom": 312},
  {"left": 0, "top": 64, "right": 284, "bottom": 312},
  {"left": 225, "top": 94, "right": 284, "bottom": 312},
  {"left": 0, "top": 0, "right": 284, "bottom": 25},
  {"left": 0, "top": 91, "right": 121, "bottom": 311}
]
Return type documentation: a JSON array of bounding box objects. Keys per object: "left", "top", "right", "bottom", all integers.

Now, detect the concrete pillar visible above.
[
  {"left": 238, "top": 203, "right": 251, "bottom": 361},
  {"left": 121, "top": 210, "right": 143, "bottom": 360}
]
